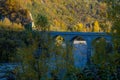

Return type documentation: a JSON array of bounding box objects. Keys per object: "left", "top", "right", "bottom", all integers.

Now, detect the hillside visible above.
[{"left": 0, "top": 0, "right": 111, "bottom": 32}]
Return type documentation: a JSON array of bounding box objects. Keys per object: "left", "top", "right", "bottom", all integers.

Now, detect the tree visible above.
[
  {"left": 35, "top": 14, "right": 49, "bottom": 31},
  {"left": 91, "top": 1, "right": 120, "bottom": 79},
  {"left": 93, "top": 21, "right": 101, "bottom": 32},
  {"left": 72, "top": 23, "right": 85, "bottom": 32},
  {"left": 92, "top": 38, "right": 108, "bottom": 65},
  {"left": 107, "top": 0, "right": 120, "bottom": 52}
]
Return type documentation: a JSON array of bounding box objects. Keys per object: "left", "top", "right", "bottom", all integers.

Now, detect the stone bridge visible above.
[{"left": 48, "top": 31, "right": 112, "bottom": 64}]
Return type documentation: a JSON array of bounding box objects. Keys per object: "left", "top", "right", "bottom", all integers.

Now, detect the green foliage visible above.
[
  {"left": 92, "top": 38, "right": 107, "bottom": 64},
  {"left": 90, "top": 1, "right": 120, "bottom": 79},
  {"left": 109, "top": 1, "right": 120, "bottom": 52},
  {"left": 0, "top": 0, "right": 120, "bottom": 80},
  {"left": 0, "top": 25, "right": 38, "bottom": 62},
  {"left": 13, "top": 31, "right": 81, "bottom": 80},
  {"left": 16, "top": 43, "right": 39, "bottom": 80},
  {"left": 90, "top": 38, "right": 119, "bottom": 79},
  {"left": 0, "top": 30, "right": 21, "bottom": 62},
  {"left": 35, "top": 14, "right": 49, "bottom": 31}
]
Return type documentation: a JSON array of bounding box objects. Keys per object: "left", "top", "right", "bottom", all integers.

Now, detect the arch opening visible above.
[
  {"left": 92, "top": 37, "right": 113, "bottom": 55},
  {"left": 47, "top": 35, "right": 67, "bottom": 71},
  {"left": 72, "top": 36, "right": 87, "bottom": 68},
  {"left": 91, "top": 37, "right": 113, "bottom": 64},
  {"left": 72, "top": 36, "right": 87, "bottom": 45}
]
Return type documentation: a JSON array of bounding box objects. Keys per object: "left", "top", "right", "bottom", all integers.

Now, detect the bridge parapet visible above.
[{"left": 48, "top": 31, "right": 111, "bottom": 42}]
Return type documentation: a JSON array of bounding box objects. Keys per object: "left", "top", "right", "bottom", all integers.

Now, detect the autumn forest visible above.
[{"left": 0, "top": 0, "right": 120, "bottom": 80}]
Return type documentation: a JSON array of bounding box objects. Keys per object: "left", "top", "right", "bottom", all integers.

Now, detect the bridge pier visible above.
[
  {"left": 86, "top": 38, "right": 92, "bottom": 65},
  {"left": 87, "top": 46, "right": 92, "bottom": 64}
]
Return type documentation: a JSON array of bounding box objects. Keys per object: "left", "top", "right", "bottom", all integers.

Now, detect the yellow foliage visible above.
[
  {"left": 73, "top": 23, "right": 85, "bottom": 32},
  {"left": 61, "top": 22, "right": 67, "bottom": 31},
  {"left": 54, "top": 20, "right": 60, "bottom": 27},
  {"left": 0, "top": 0, "right": 109, "bottom": 32},
  {"left": 93, "top": 21, "right": 101, "bottom": 32},
  {"left": 0, "top": 18, "right": 24, "bottom": 31},
  {"left": 55, "top": 36, "right": 64, "bottom": 46},
  {"left": 77, "top": 23, "right": 84, "bottom": 31},
  {"left": 53, "top": 20, "right": 67, "bottom": 31},
  {"left": 56, "top": 36, "right": 64, "bottom": 41},
  {"left": 2, "top": 18, "right": 11, "bottom": 25}
]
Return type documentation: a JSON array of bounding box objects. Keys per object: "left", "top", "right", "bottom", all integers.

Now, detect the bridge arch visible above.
[
  {"left": 48, "top": 31, "right": 112, "bottom": 65},
  {"left": 92, "top": 36, "right": 113, "bottom": 55},
  {"left": 71, "top": 36, "right": 87, "bottom": 42},
  {"left": 92, "top": 37, "right": 106, "bottom": 44},
  {"left": 93, "top": 36, "right": 110, "bottom": 42},
  {"left": 71, "top": 36, "right": 88, "bottom": 68}
]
